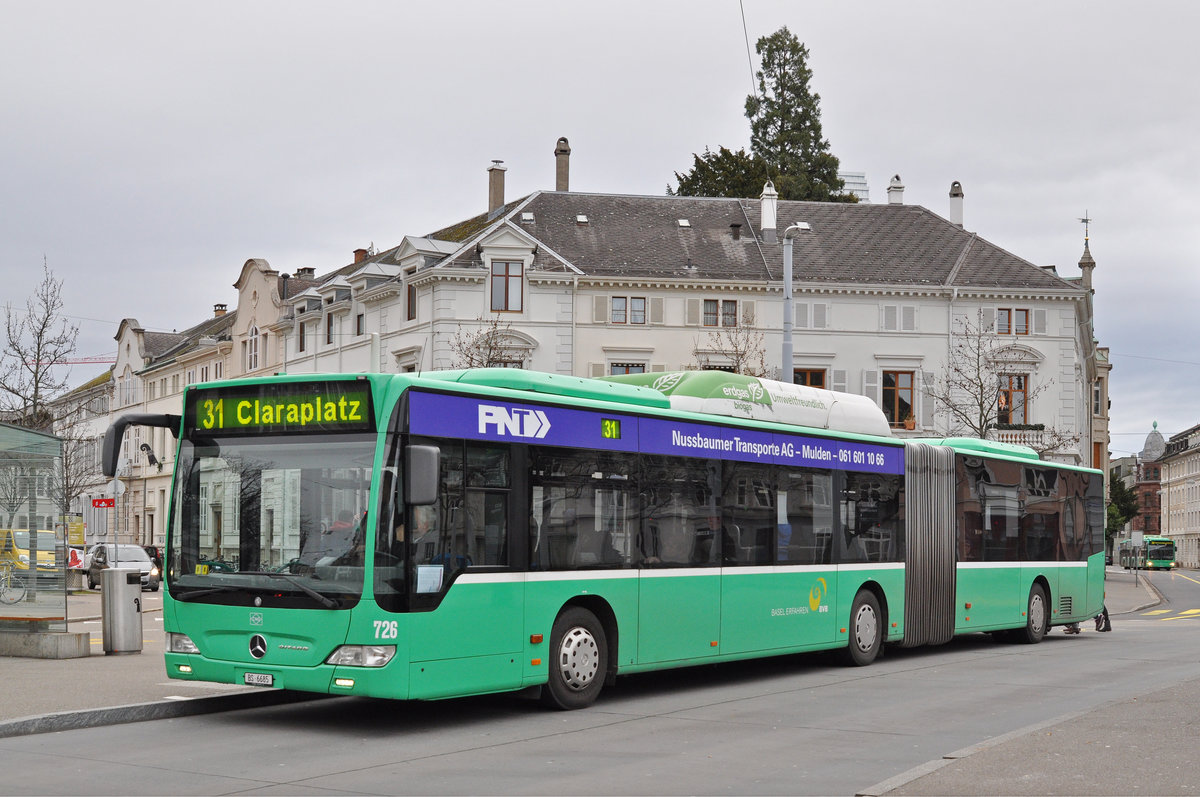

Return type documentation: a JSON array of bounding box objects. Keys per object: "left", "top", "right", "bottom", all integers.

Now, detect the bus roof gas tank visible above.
[{"left": 601, "top": 371, "right": 893, "bottom": 438}]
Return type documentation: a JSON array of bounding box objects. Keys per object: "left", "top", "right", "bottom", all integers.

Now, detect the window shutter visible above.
[
  {"left": 882, "top": 305, "right": 898, "bottom": 332},
  {"left": 832, "top": 369, "right": 847, "bottom": 393},
  {"left": 813, "top": 303, "right": 829, "bottom": 329},
  {"left": 740, "top": 300, "right": 756, "bottom": 326},
  {"left": 862, "top": 369, "right": 879, "bottom": 405},
  {"left": 901, "top": 305, "right": 916, "bottom": 332},
  {"left": 685, "top": 298, "right": 701, "bottom": 326},
  {"left": 650, "top": 297, "right": 665, "bottom": 324},
  {"left": 593, "top": 295, "right": 608, "bottom": 323},
  {"left": 796, "top": 303, "right": 809, "bottom": 329},
  {"left": 589, "top": 362, "right": 606, "bottom": 378},
  {"left": 921, "top": 370, "right": 936, "bottom": 428},
  {"left": 651, "top": 364, "right": 667, "bottom": 372},
  {"left": 1033, "top": 308, "right": 1048, "bottom": 335}
]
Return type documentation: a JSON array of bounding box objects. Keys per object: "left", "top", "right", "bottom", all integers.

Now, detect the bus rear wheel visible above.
[
  {"left": 1016, "top": 584, "right": 1048, "bottom": 644},
  {"left": 541, "top": 607, "right": 607, "bottom": 710},
  {"left": 842, "top": 590, "right": 882, "bottom": 666}
]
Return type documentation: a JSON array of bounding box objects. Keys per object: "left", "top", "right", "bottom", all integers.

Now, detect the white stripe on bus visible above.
[{"left": 956, "top": 561, "right": 1089, "bottom": 569}]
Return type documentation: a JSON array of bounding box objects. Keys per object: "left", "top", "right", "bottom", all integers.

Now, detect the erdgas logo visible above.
[
  {"left": 651, "top": 372, "right": 685, "bottom": 392},
  {"left": 478, "top": 405, "right": 551, "bottom": 438}
]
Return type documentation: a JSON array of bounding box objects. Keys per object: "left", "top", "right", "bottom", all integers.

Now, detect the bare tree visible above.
[
  {"left": 0, "top": 453, "right": 28, "bottom": 528},
  {"left": 0, "top": 259, "right": 79, "bottom": 429},
  {"left": 446, "top": 316, "right": 528, "bottom": 369},
  {"left": 45, "top": 397, "right": 104, "bottom": 520},
  {"left": 691, "top": 321, "right": 771, "bottom": 378},
  {"left": 927, "top": 309, "right": 1079, "bottom": 456}
]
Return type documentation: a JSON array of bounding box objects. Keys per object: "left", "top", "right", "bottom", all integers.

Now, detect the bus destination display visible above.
[{"left": 186, "top": 381, "right": 374, "bottom": 435}]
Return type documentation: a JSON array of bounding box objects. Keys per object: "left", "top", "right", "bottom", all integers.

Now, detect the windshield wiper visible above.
[
  {"left": 241, "top": 571, "right": 341, "bottom": 609},
  {"left": 174, "top": 584, "right": 242, "bottom": 602}
]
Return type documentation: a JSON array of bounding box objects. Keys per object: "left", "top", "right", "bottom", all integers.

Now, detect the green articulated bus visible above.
[
  {"left": 103, "top": 368, "right": 1106, "bottom": 709},
  {"left": 1118, "top": 535, "right": 1175, "bottom": 570}
]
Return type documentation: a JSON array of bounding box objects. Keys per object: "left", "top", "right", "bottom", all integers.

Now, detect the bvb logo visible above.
[{"left": 808, "top": 577, "right": 827, "bottom": 612}]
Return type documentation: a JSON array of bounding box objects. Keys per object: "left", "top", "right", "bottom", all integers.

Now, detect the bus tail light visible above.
[
  {"left": 168, "top": 633, "right": 200, "bottom": 654},
  {"left": 326, "top": 645, "right": 396, "bottom": 667}
]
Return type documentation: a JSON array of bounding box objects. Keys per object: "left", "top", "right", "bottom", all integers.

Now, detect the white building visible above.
[{"left": 79, "top": 143, "right": 1108, "bottom": 544}]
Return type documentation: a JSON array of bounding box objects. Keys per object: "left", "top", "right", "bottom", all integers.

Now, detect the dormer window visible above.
[{"left": 490, "top": 261, "right": 523, "bottom": 312}]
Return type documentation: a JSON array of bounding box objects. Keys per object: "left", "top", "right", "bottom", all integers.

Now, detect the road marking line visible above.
[
  {"left": 1168, "top": 571, "right": 1200, "bottom": 586},
  {"left": 1143, "top": 609, "right": 1171, "bottom": 615},
  {"left": 1180, "top": 609, "right": 1200, "bottom": 615}
]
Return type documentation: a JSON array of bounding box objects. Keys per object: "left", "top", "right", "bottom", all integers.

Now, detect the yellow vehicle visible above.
[{"left": 0, "top": 528, "right": 59, "bottom": 578}]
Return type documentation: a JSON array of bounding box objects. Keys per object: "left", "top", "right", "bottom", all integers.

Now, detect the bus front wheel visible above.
[
  {"left": 842, "top": 590, "right": 882, "bottom": 666},
  {"left": 542, "top": 607, "right": 607, "bottom": 710},
  {"left": 1016, "top": 584, "right": 1048, "bottom": 644}
]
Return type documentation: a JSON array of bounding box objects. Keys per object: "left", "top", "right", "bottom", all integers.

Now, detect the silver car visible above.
[{"left": 86, "top": 544, "right": 160, "bottom": 591}]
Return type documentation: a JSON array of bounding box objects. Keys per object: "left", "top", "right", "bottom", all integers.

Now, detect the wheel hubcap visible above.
[
  {"left": 557, "top": 626, "right": 599, "bottom": 691},
  {"left": 853, "top": 604, "right": 878, "bottom": 652},
  {"left": 1030, "top": 595, "right": 1045, "bottom": 633}
]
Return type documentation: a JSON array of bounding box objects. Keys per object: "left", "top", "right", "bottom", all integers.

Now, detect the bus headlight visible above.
[
  {"left": 325, "top": 645, "right": 396, "bottom": 667},
  {"left": 168, "top": 633, "right": 200, "bottom": 654}
]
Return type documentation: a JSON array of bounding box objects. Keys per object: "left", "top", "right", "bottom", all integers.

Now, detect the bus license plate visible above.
[{"left": 244, "top": 672, "right": 274, "bottom": 687}]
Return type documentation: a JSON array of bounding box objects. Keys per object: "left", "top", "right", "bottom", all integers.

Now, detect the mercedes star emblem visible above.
[{"left": 249, "top": 634, "right": 267, "bottom": 659}]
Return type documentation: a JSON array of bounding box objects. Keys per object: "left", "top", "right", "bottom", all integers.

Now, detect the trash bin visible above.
[{"left": 101, "top": 568, "right": 143, "bottom": 655}]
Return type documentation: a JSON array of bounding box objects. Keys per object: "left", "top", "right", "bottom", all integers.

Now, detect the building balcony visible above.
[{"left": 989, "top": 424, "right": 1046, "bottom": 450}]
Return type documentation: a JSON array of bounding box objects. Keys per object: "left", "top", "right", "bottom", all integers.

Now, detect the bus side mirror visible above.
[{"left": 405, "top": 445, "right": 439, "bottom": 506}]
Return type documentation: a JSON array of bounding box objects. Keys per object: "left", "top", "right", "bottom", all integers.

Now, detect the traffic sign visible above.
[{"left": 92, "top": 498, "right": 115, "bottom": 508}]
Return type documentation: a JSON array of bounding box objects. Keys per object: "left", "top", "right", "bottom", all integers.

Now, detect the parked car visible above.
[
  {"left": 143, "top": 545, "right": 163, "bottom": 571},
  {"left": 86, "top": 544, "right": 160, "bottom": 591}
]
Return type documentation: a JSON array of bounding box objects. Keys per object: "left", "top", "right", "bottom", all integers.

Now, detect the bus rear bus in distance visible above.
[{"left": 102, "top": 369, "right": 1106, "bottom": 709}]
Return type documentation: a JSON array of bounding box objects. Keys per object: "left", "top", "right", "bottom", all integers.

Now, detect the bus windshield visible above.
[
  {"left": 1147, "top": 541, "right": 1174, "bottom": 560},
  {"left": 169, "top": 432, "right": 378, "bottom": 608}
]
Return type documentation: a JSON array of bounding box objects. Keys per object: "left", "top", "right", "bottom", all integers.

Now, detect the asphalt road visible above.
[{"left": 2, "top": 601, "right": 1197, "bottom": 796}]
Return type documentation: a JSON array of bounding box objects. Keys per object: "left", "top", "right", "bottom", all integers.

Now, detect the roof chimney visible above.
[
  {"left": 760, "top": 181, "right": 778, "bottom": 243},
  {"left": 887, "top": 174, "right": 905, "bottom": 205},
  {"left": 488, "top": 160, "right": 507, "bottom": 217},
  {"left": 1078, "top": 240, "right": 1096, "bottom": 293},
  {"left": 554, "top": 137, "right": 571, "bottom": 191},
  {"left": 214, "top": 303, "right": 227, "bottom": 317},
  {"left": 730, "top": 223, "right": 742, "bottom": 241},
  {"left": 353, "top": 248, "right": 368, "bottom": 264},
  {"left": 949, "top": 181, "right": 964, "bottom": 227},
  {"left": 295, "top": 267, "right": 315, "bottom": 278}
]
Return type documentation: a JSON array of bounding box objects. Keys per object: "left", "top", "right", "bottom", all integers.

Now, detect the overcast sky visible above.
[{"left": 2, "top": 0, "right": 1196, "bottom": 457}]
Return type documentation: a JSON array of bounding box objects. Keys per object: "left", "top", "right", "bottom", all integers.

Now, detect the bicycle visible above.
[{"left": 0, "top": 562, "right": 27, "bottom": 605}]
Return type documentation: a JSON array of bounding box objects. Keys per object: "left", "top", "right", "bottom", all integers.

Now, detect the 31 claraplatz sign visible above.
[{"left": 408, "top": 391, "right": 901, "bottom": 474}]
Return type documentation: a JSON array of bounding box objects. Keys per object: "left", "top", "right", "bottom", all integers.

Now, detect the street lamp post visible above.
[{"left": 781, "top": 223, "right": 810, "bottom": 382}]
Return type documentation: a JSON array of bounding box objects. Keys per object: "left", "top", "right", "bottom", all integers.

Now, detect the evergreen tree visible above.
[
  {"left": 744, "top": 27, "right": 847, "bottom": 202},
  {"left": 672, "top": 26, "right": 853, "bottom": 202},
  {"left": 1105, "top": 474, "right": 1139, "bottom": 539},
  {"left": 668, "top": 147, "right": 771, "bottom": 199}
]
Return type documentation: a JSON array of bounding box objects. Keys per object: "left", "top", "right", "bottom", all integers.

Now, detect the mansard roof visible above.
[{"left": 435, "top": 191, "right": 1078, "bottom": 293}]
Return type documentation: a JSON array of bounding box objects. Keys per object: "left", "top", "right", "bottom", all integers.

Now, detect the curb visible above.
[
  {"left": 1111, "top": 571, "right": 1163, "bottom": 616},
  {"left": 855, "top": 698, "right": 1124, "bottom": 797},
  {"left": 0, "top": 690, "right": 328, "bottom": 740}
]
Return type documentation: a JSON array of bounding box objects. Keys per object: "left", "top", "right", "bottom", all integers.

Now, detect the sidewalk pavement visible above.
[{"left": 0, "top": 568, "right": 1168, "bottom": 755}]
